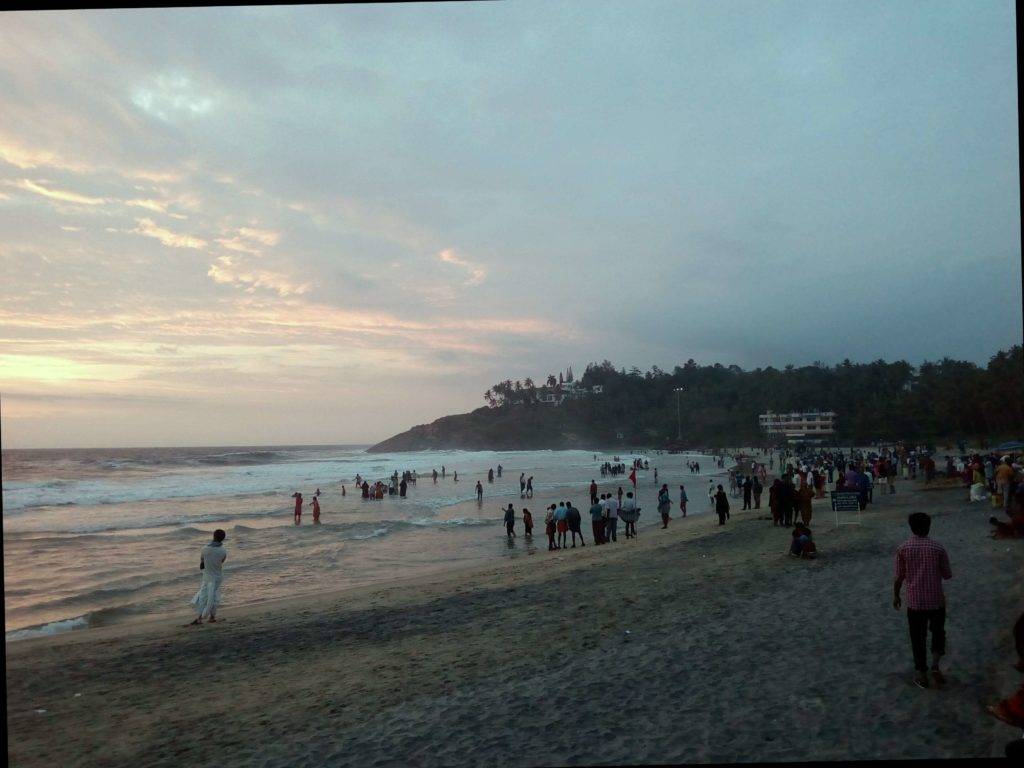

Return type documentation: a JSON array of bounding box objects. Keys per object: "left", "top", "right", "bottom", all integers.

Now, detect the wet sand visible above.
[{"left": 6, "top": 473, "right": 1022, "bottom": 766}]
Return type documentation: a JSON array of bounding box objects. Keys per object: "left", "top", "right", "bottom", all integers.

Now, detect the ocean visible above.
[{"left": 2, "top": 445, "right": 726, "bottom": 641}]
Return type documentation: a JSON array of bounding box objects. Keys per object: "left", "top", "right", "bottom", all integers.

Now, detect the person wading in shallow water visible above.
[
  {"left": 188, "top": 529, "right": 227, "bottom": 626},
  {"left": 502, "top": 503, "right": 516, "bottom": 540}
]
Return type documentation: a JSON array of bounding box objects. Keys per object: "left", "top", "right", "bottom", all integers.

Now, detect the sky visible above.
[{"left": 0, "top": 1, "right": 1020, "bottom": 449}]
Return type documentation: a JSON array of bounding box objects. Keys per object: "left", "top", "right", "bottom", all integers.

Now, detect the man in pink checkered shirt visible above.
[{"left": 893, "top": 512, "right": 953, "bottom": 689}]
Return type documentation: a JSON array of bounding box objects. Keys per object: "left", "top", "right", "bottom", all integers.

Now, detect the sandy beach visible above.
[{"left": 6, "top": 472, "right": 1023, "bottom": 767}]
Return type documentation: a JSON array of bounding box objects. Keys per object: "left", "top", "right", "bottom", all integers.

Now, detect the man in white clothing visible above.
[{"left": 189, "top": 529, "right": 227, "bottom": 625}]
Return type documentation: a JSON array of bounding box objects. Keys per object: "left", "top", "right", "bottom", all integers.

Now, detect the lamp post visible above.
[{"left": 674, "top": 387, "right": 685, "bottom": 441}]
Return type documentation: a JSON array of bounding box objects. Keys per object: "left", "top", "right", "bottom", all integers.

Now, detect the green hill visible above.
[{"left": 368, "top": 346, "right": 1023, "bottom": 452}]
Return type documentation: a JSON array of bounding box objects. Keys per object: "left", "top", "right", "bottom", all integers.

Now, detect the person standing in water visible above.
[
  {"left": 590, "top": 479, "right": 598, "bottom": 505},
  {"left": 658, "top": 484, "right": 672, "bottom": 528},
  {"left": 502, "top": 504, "right": 516, "bottom": 539},
  {"left": 453, "top": 471, "right": 458, "bottom": 482},
  {"left": 679, "top": 484, "right": 688, "bottom": 517},
  {"left": 442, "top": 465, "right": 446, "bottom": 478},
  {"left": 292, "top": 492, "right": 303, "bottom": 525},
  {"left": 522, "top": 508, "right": 533, "bottom": 537},
  {"left": 400, "top": 476, "right": 408, "bottom": 498},
  {"left": 311, "top": 494, "right": 321, "bottom": 524},
  {"left": 476, "top": 480, "right": 483, "bottom": 501},
  {"left": 526, "top": 476, "right": 534, "bottom": 498},
  {"left": 188, "top": 529, "right": 227, "bottom": 626},
  {"left": 497, "top": 464, "right": 503, "bottom": 478},
  {"left": 520, "top": 473, "right": 526, "bottom": 498},
  {"left": 488, "top": 468, "right": 494, "bottom": 483}
]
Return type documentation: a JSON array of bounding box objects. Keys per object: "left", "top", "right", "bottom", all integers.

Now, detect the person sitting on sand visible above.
[
  {"left": 502, "top": 503, "right": 516, "bottom": 539},
  {"left": 990, "top": 511, "right": 1024, "bottom": 539},
  {"left": 522, "top": 508, "right": 533, "bottom": 537},
  {"left": 311, "top": 495, "right": 321, "bottom": 524},
  {"left": 292, "top": 492, "right": 303, "bottom": 524},
  {"left": 545, "top": 507, "right": 558, "bottom": 550},
  {"left": 986, "top": 612, "right": 1024, "bottom": 728},
  {"left": 189, "top": 529, "right": 227, "bottom": 625},
  {"left": 790, "top": 523, "right": 817, "bottom": 558},
  {"left": 893, "top": 512, "right": 952, "bottom": 689}
]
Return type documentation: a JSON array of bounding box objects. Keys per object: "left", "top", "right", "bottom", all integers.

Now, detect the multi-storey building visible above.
[{"left": 758, "top": 410, "right": 836, "bottom": 442}]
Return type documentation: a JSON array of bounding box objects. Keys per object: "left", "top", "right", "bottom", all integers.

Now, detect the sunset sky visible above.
[{"left": 1, "top": 2, "right": 1020, "bottom": 448}]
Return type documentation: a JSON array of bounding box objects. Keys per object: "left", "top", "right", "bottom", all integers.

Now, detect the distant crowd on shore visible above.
[{"left": 187, "top": 442, "right": 1022, "bottom": 628}]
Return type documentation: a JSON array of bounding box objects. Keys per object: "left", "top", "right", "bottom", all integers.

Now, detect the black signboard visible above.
[{"left": 831, "top": 491, "right": 861, "bottom": 512}]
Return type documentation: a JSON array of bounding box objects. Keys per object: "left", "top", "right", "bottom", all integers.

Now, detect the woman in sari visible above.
[
  {"left": 797, "top": 481, "right": 814, "bottom": 525},
  {"left": 768, "top": 479, "right": 783, "bottom": 526}
]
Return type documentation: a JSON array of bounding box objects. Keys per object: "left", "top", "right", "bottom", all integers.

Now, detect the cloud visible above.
[
  {"left": 124, "top": 198, "right": 167, "bottom": 213},
  {"left": 130, "top": 217, "right": 207, "bottom": 249},
  {"left": 13, "top": 178, "right": 106, "bottom": 206},
  {"left": 0, "top": 140, "right": 94, "bottom": 174},
  {"left": 131, "top": 73, "right": 214, "bottom": 121},
  {"left": 207, "top": 255, "right": 309, "bottom": 296},
  {"left": 214, "top": 226, "right": 281, "bottom": 255},
  {"left": 437, "top": 248, "right": 486, "bottom": 286}
]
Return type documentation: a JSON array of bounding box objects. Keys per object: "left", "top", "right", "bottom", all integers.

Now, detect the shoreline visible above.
[
  {"left": 4, "top": 458, "right": 733, "bottom": 642},
  {"left": 7, "top": 472, "right": 1023, "bottom": 766}
]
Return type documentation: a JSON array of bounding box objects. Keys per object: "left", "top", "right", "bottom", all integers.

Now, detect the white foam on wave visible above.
[{"left": 6, "top": 615, "right": 90, "bottom": 642}]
